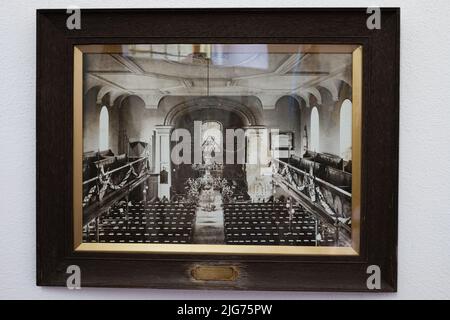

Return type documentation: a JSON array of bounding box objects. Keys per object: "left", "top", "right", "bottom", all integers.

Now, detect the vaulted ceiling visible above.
[{"left": 84, "top": 44, "right": 353, "bottom": 109}]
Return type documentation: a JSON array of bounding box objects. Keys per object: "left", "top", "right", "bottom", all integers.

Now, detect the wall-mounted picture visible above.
[
  {"left": 37, "top": 8, "right": 399, "bottom": 291},
  {"left": 270, "top": 131, "right": 294, "bottom": 151},
  {"left": 76, "top": 43, "right": 360, "bottom": 254}
]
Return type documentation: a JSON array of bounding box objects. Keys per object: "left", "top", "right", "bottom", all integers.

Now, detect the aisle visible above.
[{"left": 192, "top": 189, "right": 225, "bottom": 244}]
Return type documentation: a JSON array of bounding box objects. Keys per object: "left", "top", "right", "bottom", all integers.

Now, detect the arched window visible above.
[
  {"left": 310, "top": 107, "right": 320, "bottom": 152},
  {"left": 202, "top": 121, "right": 222, "bottom": 150},
  {"left": 339, "top": 99, "right": 352, "bottom": 160},
  {"left": 201, "top": 121, "right": 222, "bottom": 164},
  {"left": 99, "top": 106, "right": 109, "bottom": 151}
]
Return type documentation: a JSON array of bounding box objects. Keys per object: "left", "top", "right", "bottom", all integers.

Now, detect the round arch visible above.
[{"left": 163, "top": 97, "right": 258, "bottom": 126}]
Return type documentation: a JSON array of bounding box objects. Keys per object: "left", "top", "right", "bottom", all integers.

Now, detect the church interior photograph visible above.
[{"left": 80, "top": 44, "right": 356, "bottom": 249}]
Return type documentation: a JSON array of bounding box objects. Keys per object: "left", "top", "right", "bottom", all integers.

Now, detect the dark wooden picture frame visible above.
[{"left": 36, "top": 8, "right": 399, "bottom": 291}]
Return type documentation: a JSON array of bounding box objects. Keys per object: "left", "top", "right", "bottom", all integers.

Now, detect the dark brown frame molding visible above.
[{"left": 37, "top": 8, "right": 399, "bottom": 291}]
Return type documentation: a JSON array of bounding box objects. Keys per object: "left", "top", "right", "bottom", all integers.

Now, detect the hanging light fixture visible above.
[
  {"left": 206, "top": 54, "right": 210, "bottom": 97},
  {"left": 192, "top": 44, "right": 212, "bottom": 97}
]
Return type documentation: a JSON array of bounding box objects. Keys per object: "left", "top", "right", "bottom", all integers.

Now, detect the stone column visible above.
[
  {"left": 244, "top": 126, "right": 272, "bottom": 202},
  {"left": 244, "top": 126, "right": 269, "bottom": 165},
  {"left": 154, "top": 125, "right": 173, "bottom": 199}
]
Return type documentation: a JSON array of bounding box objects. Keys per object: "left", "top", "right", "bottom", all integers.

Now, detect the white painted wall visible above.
[{"left": 1, "top": 0, "right": 450, "bottom": 300}]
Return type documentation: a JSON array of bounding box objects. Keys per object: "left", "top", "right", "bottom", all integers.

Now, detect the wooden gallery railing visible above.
[
  {"left": 271, "top": 158, "right": 352, "bottom": 244},
  {"left": 82, "top": 157, "right": 149, "bottom": 226}
]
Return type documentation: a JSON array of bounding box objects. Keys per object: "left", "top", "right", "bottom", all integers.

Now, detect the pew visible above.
[
  {"left": 289, "top": 154, "right": 352, "bottom": 191},
  {"left": 83, "top": 149, "right": 128, "bottom": 181},
  {"left": 303, "top": 150, "right": 344, "bottom": 169},
  {"left": 83, "top": 202, "right": 196, "bottom": 244},
  {"left": 223, "top": 203, "right": 336, "bottom": 246}
]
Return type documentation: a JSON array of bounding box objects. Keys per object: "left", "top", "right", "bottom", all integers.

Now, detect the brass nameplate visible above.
[{"left": 191, "top": 266, "right": 238, "bottom": 281}]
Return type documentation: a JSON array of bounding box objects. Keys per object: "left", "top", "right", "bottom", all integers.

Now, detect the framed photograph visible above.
[
  {"left": 270, "top": 132, "right": 294, "bottom": 151},
  {"left": 37, "top": 8, "right": 399, "bottom": 291}
]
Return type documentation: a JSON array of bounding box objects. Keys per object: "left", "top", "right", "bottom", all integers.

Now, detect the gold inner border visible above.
[{"left": 73, "top": 44, "right": 362, "bottom": 256}]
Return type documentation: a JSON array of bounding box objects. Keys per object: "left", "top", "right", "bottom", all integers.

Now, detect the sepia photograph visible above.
[
  {"left": 79, "top": 44, "right": 359, "bottom": 250},
  {"left": 32, "top": 8, "right": 405, "bottom": 293}
]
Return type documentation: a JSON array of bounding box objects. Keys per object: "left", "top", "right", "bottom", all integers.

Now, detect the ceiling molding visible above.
[
  {"left": 89, "top": 73, "right": 129, "bottom": 91},
  {"left": 275, "top": 53, "right": 306, "bottom": 74},
  {"left": 110, "top": 54, "right": 145, "bottom": 75},
  {"left": 84, "top": 53, "right": 352, "bottom": 104},
  {"left": 293, "top": 65, "right": 351, "bottom": 92}
]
